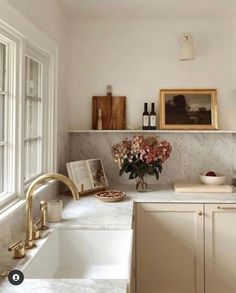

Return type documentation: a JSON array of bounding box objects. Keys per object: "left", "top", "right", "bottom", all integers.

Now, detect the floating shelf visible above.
[{"left": 68, "top": 130, "right": 236, "bottom": 134}]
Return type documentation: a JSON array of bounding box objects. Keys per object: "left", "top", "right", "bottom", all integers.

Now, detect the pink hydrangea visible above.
[{"left": 111, "top": 135, "right": 172, "bottom": 167}]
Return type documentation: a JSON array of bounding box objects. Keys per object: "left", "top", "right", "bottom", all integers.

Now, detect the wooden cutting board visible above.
[
  {"left": 173, "top": 181, "right": 233, "bottom": 193},
  {"left": 92, "top": 95, "right": 126, "bottom": 130}
]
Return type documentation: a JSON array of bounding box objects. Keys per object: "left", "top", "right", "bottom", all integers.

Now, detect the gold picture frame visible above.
[{"left": 159, "top": 89, "right": 218, "bottom": 130}]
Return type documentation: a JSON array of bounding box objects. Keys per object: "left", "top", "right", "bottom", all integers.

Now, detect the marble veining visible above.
[
  {"left": 0, "top": 279, "right": 127, "bottom": 293},
  {"left": 70, "top": 132, "right": 236, "bottom": 186}
]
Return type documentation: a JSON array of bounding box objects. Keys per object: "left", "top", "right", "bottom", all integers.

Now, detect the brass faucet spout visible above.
[{"left": 25, "top": 173, "right": 79, "bottom": 249}]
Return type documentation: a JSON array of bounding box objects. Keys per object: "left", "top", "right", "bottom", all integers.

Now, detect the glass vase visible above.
[{"left": 136, "top": 176, "right": 148, "bottom": 192}]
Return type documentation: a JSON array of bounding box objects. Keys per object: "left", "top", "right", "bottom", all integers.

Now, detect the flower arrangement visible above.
[{"left": 111, "top": 136, "right": 172, "bottom": 190}]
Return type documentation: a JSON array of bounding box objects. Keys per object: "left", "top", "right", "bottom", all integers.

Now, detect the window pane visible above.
[
  {"left": 0, "top": 146, "right": 4, "bottom": 193},
  {"left": 0, "top": 43, "right": 5, "bottom": 92},
  {"left": 24, "top": 140, "right": 40, "bottom": 180},
  {"left": 0, "top": 94, "right": 4, "bottom": 141},
  {"left": 26, "top": 57, "right": 41, "bottom": 98},
  {"left": 25, "top": 99, "right": 39, "bottom": 138}
]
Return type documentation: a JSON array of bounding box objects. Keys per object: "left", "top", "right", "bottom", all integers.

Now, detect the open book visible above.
[{"left": 66, "top": 159, "right": 108, "bottom": 192}]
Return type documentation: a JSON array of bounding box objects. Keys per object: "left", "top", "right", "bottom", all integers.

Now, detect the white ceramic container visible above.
[
  {"left": 200, "top": 173, "right": 226, "bottom": 185},
  {"left": 47, "top": 200, "right": 63, "bottom": 222}
]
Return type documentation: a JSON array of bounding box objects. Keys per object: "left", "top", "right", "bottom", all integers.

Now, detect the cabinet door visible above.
[
  {"left": 136, "top": 203, "right": 204, "bottom": 293},
  {"left": 205, "top": 204, "right": 236, "bottom": 293}
]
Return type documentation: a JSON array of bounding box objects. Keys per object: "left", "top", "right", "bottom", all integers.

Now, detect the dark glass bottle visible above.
[
  {"left": 142, "top": 103, "right": 149, "bottom": 130},
  {"left": 150, "top": 103, "right": 156, "bottom": 130}
]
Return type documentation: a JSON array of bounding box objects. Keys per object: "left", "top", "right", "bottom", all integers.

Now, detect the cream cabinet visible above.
[
  {"left": 136, "top": 203, "right": 204, "bottom": 293},
  {"left": 205, "top": 204, "right": 236, "bottom": 293},
  {"left": 136, "top": 203, "right": 236, "bottom": 293}
]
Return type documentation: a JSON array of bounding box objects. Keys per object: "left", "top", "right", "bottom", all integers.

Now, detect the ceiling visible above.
[{"left": 58, "top": 0, "right": 236, "bottom": 20}]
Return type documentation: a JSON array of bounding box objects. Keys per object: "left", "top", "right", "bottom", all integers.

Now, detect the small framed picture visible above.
[{"left": 159, "top": 89, "right": 218, "bottom": 130}]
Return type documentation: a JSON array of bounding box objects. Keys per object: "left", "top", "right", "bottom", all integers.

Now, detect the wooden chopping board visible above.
[
  {"left": 173, "top": 181, "right": 233, "bottom": 193},
  {"left": 92, "top": 95, "right": 126, "bottom": 130}
]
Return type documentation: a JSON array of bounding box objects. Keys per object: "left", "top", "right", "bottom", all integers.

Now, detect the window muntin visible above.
[
  {"left": 24, "top": 57, "right": 42, "bottom": 182},
  {"left": 0, "top": 42, "right": 5, "bottom": 92},
  {"left": 0, "top": 145, "right": 4, "bottom": 193},
  {"left": 0, "top": 42, "right": 6, "bottom": 195},
  {"left": 0, "top": 94, "right": 4, "bottom": 141}
]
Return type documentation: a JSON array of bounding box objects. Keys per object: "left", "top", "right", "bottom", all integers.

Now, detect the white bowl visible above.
[{"left": 200, "top": 173, "right": 226, "bottom": 186}]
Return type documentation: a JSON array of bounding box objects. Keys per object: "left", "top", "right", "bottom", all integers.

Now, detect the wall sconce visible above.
[{"left": 180, "top": 33, "right": 195, "bottom": 61}]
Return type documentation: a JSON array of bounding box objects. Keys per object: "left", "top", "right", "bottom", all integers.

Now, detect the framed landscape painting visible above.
[{"left": 159, "top": 89, "right": 218, "bottom": 130}]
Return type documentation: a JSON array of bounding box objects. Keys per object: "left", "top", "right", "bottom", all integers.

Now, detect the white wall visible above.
[
  {"left": 67, "top": 19, "right": 234, "bottom": 130},
  {"left": 4, "top": 1, "right": 236, "bottom": 132},
  {"left": 7, "top": 0, "right": 71, "bottom": 172},
  {"left": 230, "top": 15, "right": 236, "bottom": 128}
]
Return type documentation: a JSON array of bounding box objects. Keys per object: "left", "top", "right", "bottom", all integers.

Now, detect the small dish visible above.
[
  {"left": 95, "top": 190, "right": 126, "bottom": 202},
  {"left": 200, "top": 173, "right": 226, "bottom": 186}
]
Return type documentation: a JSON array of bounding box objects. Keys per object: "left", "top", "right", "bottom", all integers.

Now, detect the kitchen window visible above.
[
  {"left": 0, "top": 32, "right": 16, "bottom": 207},
  {"left": 24, "top": 48, "right": 52, "bottom": 185},
  {"left": 24, "top": 56, "right": 43, "bottom": 182},
  {"left": 0, "top": 22, "right": 57, "bottom": 209}
]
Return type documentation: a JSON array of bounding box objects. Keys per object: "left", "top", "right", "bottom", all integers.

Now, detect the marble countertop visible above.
[
  {"left": 51, "top": 184, "right": 236, "bottom": 231},
  {"left": 1, "top": 184, "right": 236, "bottom": 292},
  {"left": 0, "top": 279, "right": 127, "bottom": 293}
]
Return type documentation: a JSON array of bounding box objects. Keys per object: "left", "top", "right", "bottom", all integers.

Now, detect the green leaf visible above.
[
  {"left": 154, "top": 169, "right": 159, "bottom": 181},
  {"left": 157, "top": 164, "right": 162, "bottom": 173},
  {"left": 119, "top": 168, "right": 125, "bottom": 176},
  {"left": 129, "top": 172, "right": 138, "bottom": 179}
]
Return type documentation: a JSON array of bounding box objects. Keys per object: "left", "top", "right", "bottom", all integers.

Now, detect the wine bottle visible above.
[
  {"left": 142, "top": 103, "right": 149, "bottom": 130},
  {"left": 150, "top": 103, "right": 156, "bottom": 130}
]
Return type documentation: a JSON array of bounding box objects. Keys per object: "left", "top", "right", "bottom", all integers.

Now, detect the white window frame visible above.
[
  {"left": 0, "top": 12, "right": 57, "bottom": 209},
  {"left": 22, "top": 43, "right": 57, "bottom": 193},
  {"left": 0, "top": 26, "right": 18, "bottom": 208},
  {"left": 24, "top": 47, "right": 49, "bottom": 186}
]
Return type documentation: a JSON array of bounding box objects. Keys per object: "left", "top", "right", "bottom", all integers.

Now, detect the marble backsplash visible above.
[{"left": 69, "top": 132, "right": 236, "bottom": 186}]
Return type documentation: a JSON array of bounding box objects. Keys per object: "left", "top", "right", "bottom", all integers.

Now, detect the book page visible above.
[
  {"left": 66, "top": 162, "right": 73, "bottom": 180},
  {"left": 67, "top": 160, "right": 93, "bottom": 192},
  {"left": 87, "top": 159, "right": 108, "bottom": 188}
]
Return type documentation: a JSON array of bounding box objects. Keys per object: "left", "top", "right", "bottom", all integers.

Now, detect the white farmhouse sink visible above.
[{"left": 23, "top": 229, "right": 133, "bottom": 279}]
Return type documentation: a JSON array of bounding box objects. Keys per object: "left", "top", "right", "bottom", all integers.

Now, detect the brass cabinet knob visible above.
[
  {"left": 198, "top": 211, "right": 204, "bottom": 216},
  {"left": 8, "top": 240, "right": 25, "bottom": 259}
]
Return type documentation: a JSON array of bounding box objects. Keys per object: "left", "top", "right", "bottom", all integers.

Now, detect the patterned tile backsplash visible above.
[{"left": 69, "top": 132, "right": 236, "bottom": 186}]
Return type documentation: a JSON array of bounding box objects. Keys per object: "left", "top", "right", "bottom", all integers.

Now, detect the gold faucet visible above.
[{"left": 25, "top": 173, "right": 79, "bottom": 249}]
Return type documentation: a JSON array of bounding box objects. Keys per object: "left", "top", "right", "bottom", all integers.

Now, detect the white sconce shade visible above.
[{"left": 180, "top": 34, "right": 195, "bottom": 61}]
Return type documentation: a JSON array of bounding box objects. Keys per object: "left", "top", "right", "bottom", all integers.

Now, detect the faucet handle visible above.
[
  {"left": 37, "top": 201, "right": 48, "bottom": 230},
  {"left": 40, "top": 200, "right": 48, "bottom": 210},
  {"left": 8, "top": 240, "right": 25, "bottom": 259},
  {"left": 33, "top": 220, "right": 41, "bottom": 240}
]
